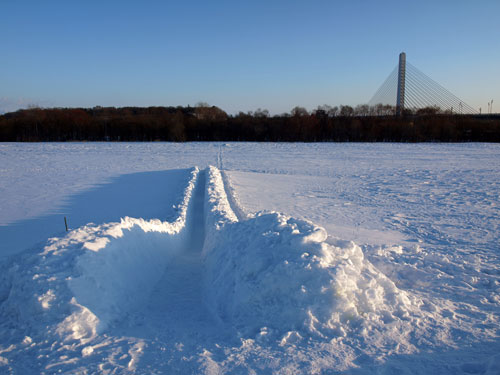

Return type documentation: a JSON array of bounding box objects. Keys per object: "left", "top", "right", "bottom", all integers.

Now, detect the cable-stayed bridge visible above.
[{"left": 369, "top": 52, "right": 477, "bottom": 115}]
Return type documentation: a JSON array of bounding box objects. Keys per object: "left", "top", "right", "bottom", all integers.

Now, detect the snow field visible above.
[
  {"left": 0, "top": 165, "right": 425, "bottom": 373},
  {"left": 0, "top": 142, "right": 499, "bottom": 374}
]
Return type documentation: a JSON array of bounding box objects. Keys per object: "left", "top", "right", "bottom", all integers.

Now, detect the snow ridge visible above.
[{"left": 203, "top": 167, "right": 421, "bottom": 346}]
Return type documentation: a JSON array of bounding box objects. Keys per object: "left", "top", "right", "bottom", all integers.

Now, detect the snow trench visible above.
[
  {"left": 26, "top": 167, "right": 419, "bottom": 336},
  {"left": 0, "top": 165, "right": 429, "bottom": 373}
]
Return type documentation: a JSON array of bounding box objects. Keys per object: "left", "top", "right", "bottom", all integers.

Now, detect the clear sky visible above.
[{"left": 1, "top": 0, "right": 499, "bottom": 114}]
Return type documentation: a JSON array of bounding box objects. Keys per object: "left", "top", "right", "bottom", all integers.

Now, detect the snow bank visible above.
[
  {"left": 67, "top": 167, "right": 199, "bottom": 331},
  {"left": 204, "top": 166, "right": 238, "bottom": 229},
  {"left": 203, "top": 167, "right": 421, "bottom": 344},
  {"left": 0, "top": 167, "right": 200, "bottom": 353}
]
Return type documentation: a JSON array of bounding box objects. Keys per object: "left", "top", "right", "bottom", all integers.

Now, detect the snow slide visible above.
[{"left": 0, "top": 166, "right": 470, "bottom": 374}]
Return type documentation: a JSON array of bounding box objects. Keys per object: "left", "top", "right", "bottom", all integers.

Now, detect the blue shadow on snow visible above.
[{"left": 0, "top": 168, "right": 193, "bottom": 258}]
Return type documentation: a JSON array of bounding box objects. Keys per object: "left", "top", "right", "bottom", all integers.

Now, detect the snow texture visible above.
[{"left": 0, "top": 142, "right": 499, "bottom": 374}]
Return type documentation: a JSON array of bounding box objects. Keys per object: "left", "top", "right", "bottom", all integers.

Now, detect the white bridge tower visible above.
[{"left": 396, "top": 52, "right": 406, "bottom": 116}]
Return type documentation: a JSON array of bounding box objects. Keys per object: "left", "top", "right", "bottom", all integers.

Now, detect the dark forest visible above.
[{"left": 1, "top": 105, "right": 499, "bottom": 142}]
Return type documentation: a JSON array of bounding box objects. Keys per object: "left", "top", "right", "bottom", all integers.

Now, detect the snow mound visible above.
[
  {"left": 204, "top": 212, "right": 419, "bottom": 339},
  {"left": 68, "top": 221, "right": 180, "bottom": 332},
  {"left": 203, "top": 167, "right": 421, "bottom": 341}
]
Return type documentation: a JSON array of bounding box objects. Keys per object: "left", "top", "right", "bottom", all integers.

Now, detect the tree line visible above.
[{"left": 0, "top": 105, "right": 498, "bottom": 142}]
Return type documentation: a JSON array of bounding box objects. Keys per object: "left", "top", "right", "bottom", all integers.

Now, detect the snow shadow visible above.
[{"left": 0, "top": 169, "right": 194, "bottom": 258}]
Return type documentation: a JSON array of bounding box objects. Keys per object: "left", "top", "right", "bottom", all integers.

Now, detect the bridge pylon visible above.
[
  {"left": 396, "top": 52, "right": 406, "bottom": 116},
  {"left": 369, "top": 52, "right": 477, "bottom": 115}
]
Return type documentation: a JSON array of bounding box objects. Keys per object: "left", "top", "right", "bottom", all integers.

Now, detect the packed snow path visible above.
[
  {"left": 122, "top": 170, "right": 223, "bottom": 344},
  {"left": 143, "top": 169, "right": 207, "bottom": 323}
]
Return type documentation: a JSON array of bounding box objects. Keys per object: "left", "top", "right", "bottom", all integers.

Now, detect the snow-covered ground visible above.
[{"left": 0, "top": 142, "right": 499, "bottom": 374}]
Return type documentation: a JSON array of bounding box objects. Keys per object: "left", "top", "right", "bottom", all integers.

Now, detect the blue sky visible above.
[{"left": 1, "top": 0, "right": 498, "bottom": 114}]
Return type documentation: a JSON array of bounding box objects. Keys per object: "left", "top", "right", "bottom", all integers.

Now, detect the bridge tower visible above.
[
  {"left": 396, "top": 52, "right": 406, "bottom": 116},
  {"left": 369, "top": 52, "right": 477, "bottom": 115}
]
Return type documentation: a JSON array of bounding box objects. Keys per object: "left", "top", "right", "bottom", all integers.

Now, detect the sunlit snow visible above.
[{"left": 0, "top": 142, "right": 499, "bottom": 374}]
